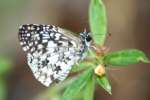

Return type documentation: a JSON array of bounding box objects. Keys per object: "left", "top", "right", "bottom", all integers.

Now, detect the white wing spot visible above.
[
  {"left": 38, "top": 44, "right": 43, "bottom": 49},
  {"left": 47, "top": 41, "right": 57, "bottom": 47}
]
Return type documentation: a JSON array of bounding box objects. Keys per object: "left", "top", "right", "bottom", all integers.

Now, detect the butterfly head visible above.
[{"left": 80, "top": 29, "right": 92, "bottom": 48}]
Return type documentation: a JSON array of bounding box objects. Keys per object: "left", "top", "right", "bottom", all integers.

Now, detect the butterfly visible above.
[{"left": 18, "top": 24, "right": 92, "bottom": 87}]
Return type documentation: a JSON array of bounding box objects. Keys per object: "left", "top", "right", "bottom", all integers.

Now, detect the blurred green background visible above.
[{"left": 0, "top": 0, "right": 150, "bottom": 100}]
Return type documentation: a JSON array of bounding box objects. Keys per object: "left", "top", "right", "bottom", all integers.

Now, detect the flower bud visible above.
[{"left": 94, "top": 64, "right": 105, "bottom": 76}]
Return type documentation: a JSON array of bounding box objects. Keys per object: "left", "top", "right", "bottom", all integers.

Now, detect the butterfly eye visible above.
[{"left": 86, "top": 35, "right": 92, "bottom": 42}]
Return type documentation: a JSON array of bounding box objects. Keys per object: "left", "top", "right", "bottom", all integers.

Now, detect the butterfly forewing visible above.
[
  {"left": 18, "top": 24, "right": 81, "bottom": 86},
  {"left": 18, "top": 24, "right": 80, "bottom": 53}
]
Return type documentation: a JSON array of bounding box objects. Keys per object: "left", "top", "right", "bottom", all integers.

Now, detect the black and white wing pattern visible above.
[{"left": 18, "top": 24, "right": 83, "bottom": 86}]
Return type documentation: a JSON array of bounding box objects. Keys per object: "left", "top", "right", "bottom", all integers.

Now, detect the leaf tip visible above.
[
  {"left": 106, "top": 84, "right": 112, "bottom": 95},
  {"left": 139, "top": 57, "right": 150, "bottom": 63},
  {"left": 108, "top": 91, "right": 112, "bottom": 95}
]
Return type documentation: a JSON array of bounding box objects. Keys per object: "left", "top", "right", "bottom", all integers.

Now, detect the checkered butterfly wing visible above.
[{"left": 18, "top": 24, "right": 81, "bottom": 86}]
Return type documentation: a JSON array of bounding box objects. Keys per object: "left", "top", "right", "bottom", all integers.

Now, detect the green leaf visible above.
[
  {"left": 72, "top": 90, "right": 84, "bottom": 100},
  {"left": 89, "top": 0, "right": 107, "bottom": 45},
  {"left": 0, "top": 80, "right": 6, "bottom": 100},
  {"left": 71, "top": 61, "right": 94, "bottom": 72},
  {"left": 103, "top": 49, "right": 150, "bottom": 66},
  {"left": 0, "top": 57, "right": 12, "bottom": 75},
  {"left": 83, "top": 74, "right": 95, "bottom": 100},
  {"left": 96, "top": 75, "right": 112, "bottom": 94},
  {"left": 62, "top": 68, "right": 93, "bottom": 100}
]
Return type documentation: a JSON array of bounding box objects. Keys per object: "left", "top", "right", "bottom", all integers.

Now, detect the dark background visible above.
[{"left": 0, "top": 0, "right": 150, "bottom": 100}]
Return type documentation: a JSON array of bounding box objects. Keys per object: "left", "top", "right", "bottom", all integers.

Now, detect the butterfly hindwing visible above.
[{"left": 27, "top": 47, "right": 79, "bottom": 86}]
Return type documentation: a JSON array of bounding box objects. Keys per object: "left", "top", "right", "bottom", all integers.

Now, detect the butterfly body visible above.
[{"left": 18, "top": 24, "right": 92, "bottom": 86}]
